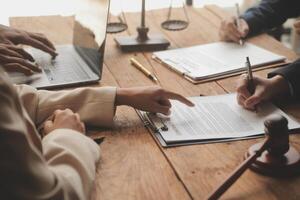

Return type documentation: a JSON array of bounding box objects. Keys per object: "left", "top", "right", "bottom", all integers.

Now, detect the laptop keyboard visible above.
[{"left": 32, "top": 46, "right": 91, "bottom": 84}]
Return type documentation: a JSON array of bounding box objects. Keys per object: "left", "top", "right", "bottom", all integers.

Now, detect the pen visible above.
[
  {"left": 246, "top": 56, "right": 257, "bottom": 112},
  {"left": 130, "top": 58, "right": 158, "bottom": 83},
  {"left": 246, "top": 56, "right": 254, "bottom": 94},
  {"left": 235, "top": 3, "right": 244, "bottom": 45}
]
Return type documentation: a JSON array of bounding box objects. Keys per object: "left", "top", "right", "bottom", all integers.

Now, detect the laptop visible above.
[{"left": 11, "top": 0, "right": 110, "bottom": 89}]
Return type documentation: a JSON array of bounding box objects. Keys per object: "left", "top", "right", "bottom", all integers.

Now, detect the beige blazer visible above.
[{"left": 0, "top": 70, "right": 117, "bottom": 200}]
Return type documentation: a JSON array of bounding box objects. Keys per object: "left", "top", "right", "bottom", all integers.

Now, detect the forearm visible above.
[
  {"left": 16, "top": 85, "right": 117, "bottom": 127},
  {"left": 268, "top": 59, "right": 300, "bottom": 100},
  {"left": 241, "top": 0, "right": 300, "bottom": 36},
  {"left": 115, "top": 87, "right": 137, "bottom": 107},
  {"left": 1, "top": 70, "right": 99, "bottom": 199},
  {"left": 267, "top": 75, "right": 290, "bottom": 100}
]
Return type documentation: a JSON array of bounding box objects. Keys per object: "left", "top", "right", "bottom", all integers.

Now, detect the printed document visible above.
[{"left": 140, "top": 94, "right": 300, "bottom": 144}]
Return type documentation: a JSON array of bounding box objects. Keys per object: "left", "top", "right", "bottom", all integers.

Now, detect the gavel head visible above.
[{"left": 264, "top": 114, "right": 290, "bottom": 156}]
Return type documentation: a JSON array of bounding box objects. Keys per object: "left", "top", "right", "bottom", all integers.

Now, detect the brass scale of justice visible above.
[
  {"left": 107, "top": 1, "right": 300, "bottom": 199},
  {"left": 106, "top": 0, "right": 189, "bottom": 51}
]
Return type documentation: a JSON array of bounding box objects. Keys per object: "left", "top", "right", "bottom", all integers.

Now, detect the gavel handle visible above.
[{"left": 207, "top": 139, "right": 270, "bottom": 200}]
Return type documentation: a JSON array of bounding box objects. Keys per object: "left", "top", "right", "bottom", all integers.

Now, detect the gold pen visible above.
[
  {"left": 130, "top": 58, "right": 158, "bottom": 82},
  {"left": 235, "top": 3, "right": 244, "bottom": 45}
]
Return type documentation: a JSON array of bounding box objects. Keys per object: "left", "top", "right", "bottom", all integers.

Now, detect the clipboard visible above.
[
  {"left": 153, "top": 56, "right": 290, "bottom": 84},
  {"left": 135, "top": 109, "right": 266, "bottom": 148}
]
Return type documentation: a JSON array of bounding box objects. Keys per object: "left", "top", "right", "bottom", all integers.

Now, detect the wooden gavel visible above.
[{"left": 207, "top": 115, "right": 300, "bottom": 200}]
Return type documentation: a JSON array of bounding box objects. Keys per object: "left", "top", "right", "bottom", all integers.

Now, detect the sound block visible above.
[
  {"left": 245, "top": 142, "right": 300, "bottom": 177},
  {"left": 114, "top": 35, "right": 170, "bottom": 52}
]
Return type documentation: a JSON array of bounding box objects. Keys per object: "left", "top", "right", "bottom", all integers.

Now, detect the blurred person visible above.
[
  {"left": 217, "top": 0, "right": 300, "bottom": 111},
  {"left": 0, "top": 68, "right": 194, "bottom": 199},
  {"left": 219, "top": 0, "right": 300, "bottom": 43}
]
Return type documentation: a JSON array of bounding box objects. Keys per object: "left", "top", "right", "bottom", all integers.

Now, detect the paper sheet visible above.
[
  {"left": 144, "top": 94, "right": 300, "bottom": 144},
  {"left": 153, "top": 42, "right": 286, "bottom": 80}
]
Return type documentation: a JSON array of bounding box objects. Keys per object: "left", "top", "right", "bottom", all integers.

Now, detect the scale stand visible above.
[{"left": 114, "top": 0, "right": 170, "bottom": 52}]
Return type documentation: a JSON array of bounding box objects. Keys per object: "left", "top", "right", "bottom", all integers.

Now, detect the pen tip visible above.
[{"left": 239, "top": 39, "right": 245, "bottom": 45}]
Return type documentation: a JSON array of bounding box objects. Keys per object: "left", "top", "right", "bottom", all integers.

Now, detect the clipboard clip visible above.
[
  {"left": 136, "top": 110, "right": 169, "bottom": 133},
  {"left": 145, "top": 113, "right": 169, "bottom": 132}
]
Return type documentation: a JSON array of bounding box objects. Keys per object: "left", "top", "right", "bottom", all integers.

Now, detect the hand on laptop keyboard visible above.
[
  {"left": 0, "top": 25, "right": 58, "bottom": 75},
  {"left": 0, "top": 43, "right": 41, "bottom": 75},
  {"left": 0, "top": 25, "right": 57, "bottom": 58}
]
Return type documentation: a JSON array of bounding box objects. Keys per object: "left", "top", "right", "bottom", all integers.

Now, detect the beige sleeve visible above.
[
  {"left": 16, "top": 84, "right": 117, "bottom": 127},
  {"left": 0, "top": 76, "right": 100, "bottom": 199},
  {"left": 42, "top": 129, "right": 100, "bottom": 200}
]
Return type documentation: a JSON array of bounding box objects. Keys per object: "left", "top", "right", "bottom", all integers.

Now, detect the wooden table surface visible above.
[{"left": 10, "top": 5, "right": 300, "bottom": 200}]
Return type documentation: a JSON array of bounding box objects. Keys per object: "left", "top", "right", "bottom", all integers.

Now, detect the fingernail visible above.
[
  {"left": 34, "top": 63, "right": 42, "bottom": 72},
  {"left": 52, "top": 52, "right": 58, "bottom": 59},
  {"left": 29, "top": 57, "right": 35, "bottom": 62}
]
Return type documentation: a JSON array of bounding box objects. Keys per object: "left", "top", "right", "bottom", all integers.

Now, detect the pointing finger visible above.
[{"left": 164, "top": 91, "right": 194, "bottom": 107}]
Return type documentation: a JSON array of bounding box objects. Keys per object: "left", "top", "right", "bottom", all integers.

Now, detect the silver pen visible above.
[
  {"left": 235, "top": 3, "right": 244, "bottom": 45},
  {"left": 246, "top": 57, "right": 254, "bottom": 94},
  {"left": 246, "top": 57, "right": 257, "bottom": 112}
]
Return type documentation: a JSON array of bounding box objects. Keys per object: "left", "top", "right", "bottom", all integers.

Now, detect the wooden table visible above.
[{"left": 11, "top": 5, "right": 300, "bottom": 200}]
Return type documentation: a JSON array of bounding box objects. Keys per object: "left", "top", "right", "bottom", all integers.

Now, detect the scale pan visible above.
[
  {"left": 107, "top": 22, "right": 128, "bottom": 33},
  {"left": 161, "top": 20, "right": 188, "bottom": 31}
]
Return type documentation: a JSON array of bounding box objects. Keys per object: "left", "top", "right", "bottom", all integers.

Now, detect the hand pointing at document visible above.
[{"left": 115, "top": 86, "right": 194, "bottom": 115}]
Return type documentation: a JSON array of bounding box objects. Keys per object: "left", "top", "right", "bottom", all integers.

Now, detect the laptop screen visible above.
[
  {"left": 6, "top": 0, "right": 110, "bottom": 88},
  {"left": 72, "top": 0, "right": 110, "bottom": 76}
]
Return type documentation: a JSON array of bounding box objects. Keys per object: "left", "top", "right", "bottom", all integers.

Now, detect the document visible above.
[
  {"left": 137, "top": 94, "right": 300, "bottom": 146},
  {"left": 153, "top": 42, "right": 286, "bottom": 82}
]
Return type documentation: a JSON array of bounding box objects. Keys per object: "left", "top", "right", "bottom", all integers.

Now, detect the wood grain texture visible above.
[
  {"left": 9, "top": 5, "right": 300, "bottom": 200},
  {"left": 126, "top": 6, "right": 300, "bottom": 200},
  {"left": 10, "top": 15, "right": 191, "bottom": 200}
]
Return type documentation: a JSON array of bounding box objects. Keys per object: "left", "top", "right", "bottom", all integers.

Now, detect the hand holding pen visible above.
[
  {"left": 235, "top": 3, "right": 244, "bottom": 45},
  {"left": 236, "top": 57, "right": 290, "bottom": 111},
  {"left": 246, "top": 57, "right": 255, "bottom": 94},
  {"left": 219, "top": 4, "right": 249, "bottom": 44},
  {"left": 236, "top": 57, "right": 258, "bottom": 111}
]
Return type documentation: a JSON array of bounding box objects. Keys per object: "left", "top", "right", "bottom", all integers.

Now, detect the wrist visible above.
[
  {"left": 269, "top": 75, "right": 290, "bottom": 97},
  {"left": 115, "top": 88, "right": 132, "bottom": 106}
]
